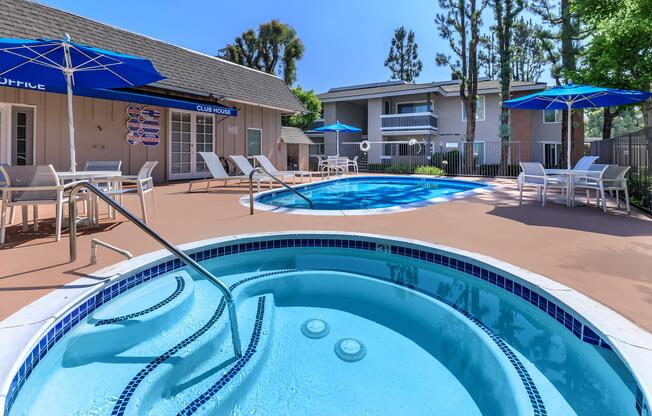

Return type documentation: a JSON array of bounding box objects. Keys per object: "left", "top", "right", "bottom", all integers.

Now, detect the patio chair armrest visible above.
[{"left": 2, "top": 185, "right": 65, "bottom": 192}]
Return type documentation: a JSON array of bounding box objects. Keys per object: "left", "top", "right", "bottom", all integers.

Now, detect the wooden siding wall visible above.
[{"left": 0, "top": 88, "right": 287, "bottom": 182}]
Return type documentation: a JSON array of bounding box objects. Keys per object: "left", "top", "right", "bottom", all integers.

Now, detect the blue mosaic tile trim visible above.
[
  {"left": 388, "top": 243, "right": 612, "bottom": 351},
  {"left": 95, "top": 276, "right": 185, "bottom": 327},
  {"left": 2, "top": 236, "right": 628, "bottom": 416},
  {"left": 176, "top": 296, "right": 266, "bottom": 416}
]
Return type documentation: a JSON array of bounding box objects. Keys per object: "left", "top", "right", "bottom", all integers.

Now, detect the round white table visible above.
[
  {"left": 544, "top": 169, "right": 595, "bottom": 206},
  {"left": 56, "top": 170, "right": 122, "bottom": 227}
]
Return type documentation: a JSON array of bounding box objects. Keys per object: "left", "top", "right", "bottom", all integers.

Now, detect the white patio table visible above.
[
  {"left": 57, "top": 170, "right": 122, "bottom": 226},
  {"left": 544, "top": 169, "right": 594, "bottom": 207}
]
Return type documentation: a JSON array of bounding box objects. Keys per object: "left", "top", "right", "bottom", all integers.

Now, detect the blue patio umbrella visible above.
[
  {"left": 503, "top": 84, "right": 651, "bottom": 169},
  {"left": 314, "top": 121, "right": 362, "bottom": 155},
  {"left": 0, "top": 35, "right": 165, "bottom": 171}
]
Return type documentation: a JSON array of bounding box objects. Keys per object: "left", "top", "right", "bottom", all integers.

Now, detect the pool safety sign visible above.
[{"left": 126, "top": 105, "right": 161, "bottom": 146}]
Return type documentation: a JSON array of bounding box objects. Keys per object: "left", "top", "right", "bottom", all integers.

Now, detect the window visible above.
[
  {"left": 462, "top": 96, "right": 486, "bottom": 121},
  {"left": 543, "top": 109, "right": 562, "bottom": 123},
  {"left": 397, "top": 102, "right": 430, "bottom": 114},
  {"left": 247, "top": 128, "right": 262, "bottom": 155}
]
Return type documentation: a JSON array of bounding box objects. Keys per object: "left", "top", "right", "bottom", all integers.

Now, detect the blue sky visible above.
[{"left": 41, "top": 0, "right": 549, "bottom": 93}]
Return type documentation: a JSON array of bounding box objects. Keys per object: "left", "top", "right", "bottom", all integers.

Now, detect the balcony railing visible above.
[{"left": 381, "top": 112, "right": 438, "bottom": 131}]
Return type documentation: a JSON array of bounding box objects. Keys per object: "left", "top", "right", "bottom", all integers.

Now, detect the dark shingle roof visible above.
[
  {"left": 318, "top": 80, "right": 546, "bottom": 101},
  {"left": 280, "top": 127, "right": 313, "bottom": 144},
  {"left": 0, "top": 0, "right": 306, "bottom": 113}
]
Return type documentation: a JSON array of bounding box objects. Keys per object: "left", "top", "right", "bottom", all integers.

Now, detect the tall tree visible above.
[
  {"left": 492, "top": 0, "right": 524, "bottom": 175},
  {"left": 384, "top": 27, "right": 423, "bottom": 83},
  {"left": 573, "top": 0, "right": 652, "bottom": 133},
  {"left": 511, "top": 19, "right": 546, "bottom": 82},
  {"left": 282, "top": 86, "right": 322, "bottom": 130},
  {"left": 436, "top": 0, "right": 489, "bottom": 169},
  {"left": 532, "top": 0, "right": 588, "bottom": 165},
  {"left": 223, "top": 20, "right": 304, "bottom": 85},
  {"left": 478, "top": 33, "right": 498, "bottom": 80}
]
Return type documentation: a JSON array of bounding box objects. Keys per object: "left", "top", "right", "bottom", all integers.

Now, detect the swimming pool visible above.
[
  {"left": 247, "top": 176, "right": 489, "bottom": 215},
  {"left": 2, "top": 233, "right": 650, "bottom": 415}
]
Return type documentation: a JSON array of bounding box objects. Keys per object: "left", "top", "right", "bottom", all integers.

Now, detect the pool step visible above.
[
  {"left": 61, "top": 271, "right": 195, "bottom": 366},
  {"left": 134, "top": 294, "right": 275, "bottom": 415}
]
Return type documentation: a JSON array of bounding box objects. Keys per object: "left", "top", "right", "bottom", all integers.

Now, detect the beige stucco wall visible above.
[{"left": 0, "top": 88, "right": 286, "bottom": 182}]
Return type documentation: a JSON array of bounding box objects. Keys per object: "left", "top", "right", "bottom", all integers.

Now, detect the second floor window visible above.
[
  {"left": 397, "top": 102, "right": 430, "bottom": 114},
  {"left": 543, "top": 109, "right": 562, "bottom": 123},
  {"left": 462, "top": 96, "right": 486, "bottom": 121}
]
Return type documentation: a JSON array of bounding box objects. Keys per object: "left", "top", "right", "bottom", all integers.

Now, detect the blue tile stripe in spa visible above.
[
  {"left": 3, "top": 237, "right": 625, "bottom": 415},
  {"left": 176, "top": 296, "right": 266, "bottom": 416},
  {"left": 95, "top": 276, "right": 185, "bottom": 326}
]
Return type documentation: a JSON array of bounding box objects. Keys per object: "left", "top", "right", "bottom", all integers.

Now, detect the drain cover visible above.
[
  {"left": 301, "top": 319, "right": 330, "bottom": 339},
  {"left": 335, "top": 338, "right": 366, "bottom": 362}
]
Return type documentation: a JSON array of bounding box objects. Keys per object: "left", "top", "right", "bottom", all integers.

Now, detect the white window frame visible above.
[
  {"left": 246, "top": 127, "right": 263, "bottom": 156},
  {"left": 167, "top": 110, "right": 216, "bottom": 180},
  {"left": 0, "top": 102, "right": 37, "bottom": 165},
  {"left": 543, "top": 109, "right": 562, "bottom": 123},
  {"left": 461, "top": 96, "right": 486, "bottom": 122}
]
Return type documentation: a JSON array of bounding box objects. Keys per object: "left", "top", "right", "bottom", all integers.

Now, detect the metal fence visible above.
[
  {"left": 339, "top": 140, "right": 574, "bottom": 177},
  {"left": 589, "top": 128, "right": 652, "bottom": 212}
]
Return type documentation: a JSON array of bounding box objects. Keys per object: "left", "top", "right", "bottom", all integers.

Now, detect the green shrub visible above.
[{"left": 415, "top": 165, "right": 446, "bottom": 176}]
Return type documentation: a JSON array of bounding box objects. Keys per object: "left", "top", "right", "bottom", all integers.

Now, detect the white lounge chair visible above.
[
  {"left": 0, "top": 164, "right": 70, "bottom": 244},
  {"left": 229, "top": 155, "right": 296, "bottom": 190},
  {"left": 347, "top": 156, "right": 359, "bottom": 174},
  {"left": 187, "top": 152, "right": 248, "bottom": 192},
  {"left": 518, "top": 162, "right": 567, "bottom": 207},
  {"left": 574, "top": 165, "right": 630, "bottom": 213},
  {"left": 253, "top": 155, "right": 321, "bottom": 182}
]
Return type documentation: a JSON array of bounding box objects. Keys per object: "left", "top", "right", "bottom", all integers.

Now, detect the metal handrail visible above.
[
  {"left": 68, "top": 181, "right": 243, "bottom": 358},
  {"left": 248, "top": 167, "right": 314, "bottom": 215},
  {"left": 90, "top": 239, "right": 133, "bottom": 265}
]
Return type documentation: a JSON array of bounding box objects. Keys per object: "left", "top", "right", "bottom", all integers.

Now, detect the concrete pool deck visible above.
[{"left": 1, "top": 176, "right": 651, "bottom": 335}]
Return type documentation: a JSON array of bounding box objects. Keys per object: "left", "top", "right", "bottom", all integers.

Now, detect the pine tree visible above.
[{"left": 384, "top": 27, "right": 423, "bottom": 83}]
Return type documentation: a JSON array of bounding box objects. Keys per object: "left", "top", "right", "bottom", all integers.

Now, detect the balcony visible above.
[{"left": 380, "top": 112, "right": 438, "bottom": 133}]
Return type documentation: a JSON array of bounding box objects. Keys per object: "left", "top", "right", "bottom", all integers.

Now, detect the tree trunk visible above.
[{"left": 602, "top": 108, "right": 615, "bottom": 140}]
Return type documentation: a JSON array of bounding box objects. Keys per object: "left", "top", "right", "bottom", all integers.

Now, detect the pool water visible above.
[
  {"left": 8, "top": 244, "right": 641, "bottom": 416},
  {"left": 256, "top": 176, "right": 487, "bottom": 211}
]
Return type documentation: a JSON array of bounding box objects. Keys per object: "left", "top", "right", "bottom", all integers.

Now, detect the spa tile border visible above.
[{"left": 3, "top": 236, "right": 622, "bottom": 415}]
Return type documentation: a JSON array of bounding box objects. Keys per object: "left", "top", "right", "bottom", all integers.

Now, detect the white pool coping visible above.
[
  {"left": 239, "top": 175, "right": 495, "bottom": 216},
  {"left": 1, "top": 231, "right": 651, "bottom": 414}
]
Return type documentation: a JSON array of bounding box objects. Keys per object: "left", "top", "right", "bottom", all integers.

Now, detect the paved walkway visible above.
[{"left": 1, "top": 178, "right": 651, "bottom": 332}]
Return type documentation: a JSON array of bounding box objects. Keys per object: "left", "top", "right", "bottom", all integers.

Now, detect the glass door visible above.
[{"left": 169, "top": 111, "right": 214, "bottom": 180}]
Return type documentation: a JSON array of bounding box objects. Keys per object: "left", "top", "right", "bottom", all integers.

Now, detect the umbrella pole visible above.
[
  {"left": 336, "top": 130, "right": 339, "bottom": 156},
  {"left": 63, "top": 42, "right": 76, "bottom": 172},
  {"left": 566, "top": 101, "right": 572, "bottom": 170}
]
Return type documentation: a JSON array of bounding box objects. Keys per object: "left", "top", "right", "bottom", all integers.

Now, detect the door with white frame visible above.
[
  {"left": 0, "top": 103, "right": 36, "bottom": 166},
  {"left": 169, "top": 110, "right": 214, "bottom": 180}
]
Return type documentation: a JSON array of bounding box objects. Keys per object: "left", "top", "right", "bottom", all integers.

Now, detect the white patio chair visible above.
[
  {"left": 104, "top": 161, "right": 157, "bottom": 224},
  {"left": 320, "top": 156, "right": 345, "bottom": 176},
  {"left": 83, "top": 160, "right": 122, "bottom": 171},
  {"left": 229, "top": 155, "right": 296, "bottom": 191},
  {"left": 0, "top": 165, "right": 69, "bottom": 244},
  {"left": 574, "top": 165, "right": 630, "bottom": 213},
  {"left": 254, "top": 155, "right": 320, "bottom": 183},
  {"left": 518, "top": 162, "right": 567, "bottom": 207},
  {"left": 347, "top": 156, "right": 359, "bottom": 174},
  {"left": 187, "top": 152, "right": 248, "bottom": 192},
  {"left": 572, "top": 155, "right": 599, "bottom": 171}
]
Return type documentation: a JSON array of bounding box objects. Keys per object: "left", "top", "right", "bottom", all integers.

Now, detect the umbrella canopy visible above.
[
  {"left": 314, "top": 121, "right": 362, "bottom": 155},
  {"left": 0, "top": 35, "right": 165, "bottom": 171},
  {"left": 503, "top": 84, "right": 651, "bottom": 168}
]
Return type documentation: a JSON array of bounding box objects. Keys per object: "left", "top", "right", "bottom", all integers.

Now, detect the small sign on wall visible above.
[
  {"left": 227, "top": 124, "right": 237, "bottom": 135},
  {"left": 126, "top": 105, "right": 161, "bottom": 146}
]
